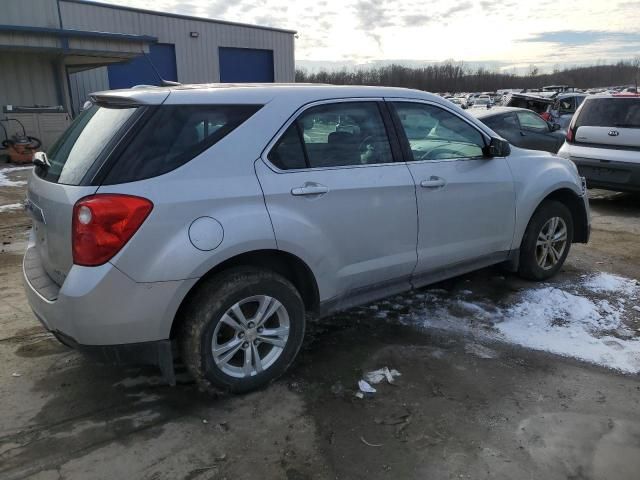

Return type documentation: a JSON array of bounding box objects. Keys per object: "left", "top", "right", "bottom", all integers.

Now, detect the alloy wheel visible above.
[
  {"left": 535, "top": 216, "right": 568, "bottom": 270},
  {"left": 212, "top": 295, "right": 290, "bottom": 378}
]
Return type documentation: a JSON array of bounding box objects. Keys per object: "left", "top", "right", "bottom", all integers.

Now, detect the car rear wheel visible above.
[
  {"left": 518, "top": 200, "right": 573, "bottom": 281},
  {"left": 180, "top": 267, "right": 305, "bottom": 394}
]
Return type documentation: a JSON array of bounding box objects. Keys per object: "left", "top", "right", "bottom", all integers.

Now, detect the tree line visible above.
[{"left": 295, "top": 60, "right": 640, "bottom": 92}]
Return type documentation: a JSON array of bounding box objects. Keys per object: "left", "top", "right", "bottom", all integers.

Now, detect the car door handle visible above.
[
  {"left": 420, "top": 177, "right": 446, "bottom": 188},
  {"left": 291, "top": 184, "right": 329, "bottom": 196}
]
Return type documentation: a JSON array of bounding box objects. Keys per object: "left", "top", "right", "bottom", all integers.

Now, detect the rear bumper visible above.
[
  {"left": 559, "top": 144, "right": 640, "bottom": 193},
  {"left": 23, "top": 238, "right": 197, "bottom": 346},
  {"left": 573, "top": 157, "right": 640, "bottom": 193},
  {"left": 52, "top": 331, "right": 176, "bottom": 384}
]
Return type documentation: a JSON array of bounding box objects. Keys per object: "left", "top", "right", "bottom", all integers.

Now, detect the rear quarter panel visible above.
[{"left": 96, "top": 104, "right": 290, "bottom": 283}]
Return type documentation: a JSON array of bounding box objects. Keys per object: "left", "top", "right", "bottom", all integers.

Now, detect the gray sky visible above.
[{"left": 90, "top": 0, "right": 640, "bottom": 71}]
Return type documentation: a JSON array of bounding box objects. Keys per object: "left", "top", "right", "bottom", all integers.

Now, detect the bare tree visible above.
[{"left": 295, "top": 60, "right": 640, "bottom": 92}]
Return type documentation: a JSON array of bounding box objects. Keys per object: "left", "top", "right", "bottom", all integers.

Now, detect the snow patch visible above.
[
  {"left": 582, "top": 272, "right": 639, "bottom": 296},
  {"left": 402, "top": 272, "right": 640, "bottom": 374},
  {"left": 0, "top": 203, "right": 22, "bottom": 213},
  {"left": 0, "top": 166, "right": 31, "bottom": 187},
  {"left": 498, "top": 287, "right": 640, "bottom": 373}
]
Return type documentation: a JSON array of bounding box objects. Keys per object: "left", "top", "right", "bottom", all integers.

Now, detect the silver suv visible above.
[{"left": 23, "top": 85, "right": 590, "bottom": 393}]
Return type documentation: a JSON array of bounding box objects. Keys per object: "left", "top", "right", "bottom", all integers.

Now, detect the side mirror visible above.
[{"left": 483, "top": 137, "right": 511, "bottom": 158}]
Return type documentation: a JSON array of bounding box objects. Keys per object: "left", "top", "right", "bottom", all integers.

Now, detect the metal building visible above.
[{"left": 0, "top": 0, "right": 296, "bottom": 151}]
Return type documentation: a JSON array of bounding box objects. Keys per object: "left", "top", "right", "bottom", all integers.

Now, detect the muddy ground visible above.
[{"left": 1, "top": 166, "right": 639, "bottom": 480}]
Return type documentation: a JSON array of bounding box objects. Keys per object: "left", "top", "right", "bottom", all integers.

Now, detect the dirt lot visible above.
[{"left": 1, "top": 166, "right": 639, "bottom": 480}]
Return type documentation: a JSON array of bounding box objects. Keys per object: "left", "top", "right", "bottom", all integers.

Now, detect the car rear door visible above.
[
  {"left": 387, "top": 100, "right": 516, "bottom": 277},
  {"left": 255, "top": 99, "right": 418, "bottom": 301}
]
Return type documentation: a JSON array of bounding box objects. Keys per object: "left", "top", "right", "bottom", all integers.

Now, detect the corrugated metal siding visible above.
[
  {"left": 66, "top": 37, "right": 147, "bottom": 54},
  {"left": 0, "top": 32, "right": 59, "bottom": 50},
  {"left": 3, "top": 0, "right": 60, "bottom": 28},
  {"left": 59, "top": 1, "right": 295, "bottom": 83},
  {"left": 68, "top": 67, "right": 109, "bottom": 114},
  {"left": 0, "top": 53, "right": 59, "bottom": 107}
]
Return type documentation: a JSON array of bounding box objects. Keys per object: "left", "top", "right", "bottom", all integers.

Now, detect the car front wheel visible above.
[
  {"left": 180, "top": 267, "right": 305, "bottom": 394},
  {"left": 518, "top": 200, "right": 573, "bottom": 281}
]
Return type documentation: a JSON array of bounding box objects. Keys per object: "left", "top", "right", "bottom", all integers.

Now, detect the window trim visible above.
[
  {"left": 387, "top": 99, "right": 492, "bottom": 164},
  {"left": 261, "top": 97, "right": 404, "bottom": 173}
]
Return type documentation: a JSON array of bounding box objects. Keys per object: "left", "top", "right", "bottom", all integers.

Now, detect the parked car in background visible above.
[
  {"left": 470, "top": 106, "right": 565, "bottom": 153},
  {"left": 558, "top": 94, "right": 640, "bottom": 192},
  {"left": 545, "top": 93, "right": 588, "bottom": 129},
  {"left": 23, "top": 84, "right": 589, "bottom": 393},
  {"left": 446, "top": 97, "right": 467, "bottom": 108},
  {"left": 542, "top": 85, "right": 580, "bottom": 93},
  {"left": 503, "top": 91, "right": 555, "bottom": 115},
  {"left": 469, "top": 95, "right": 492, "bottom": 108}
]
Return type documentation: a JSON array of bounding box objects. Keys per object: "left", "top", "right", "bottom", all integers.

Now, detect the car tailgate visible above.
[
  {"left": 26, "top": 172, "right": 98, "bottom": 286},
  {"left": 576, "top": 126, "right": 640, "bottom": 149}
]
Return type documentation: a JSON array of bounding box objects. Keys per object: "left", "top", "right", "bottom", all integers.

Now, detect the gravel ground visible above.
[{"left": 1, "top": 165, "right": 639, "bottom": 480}]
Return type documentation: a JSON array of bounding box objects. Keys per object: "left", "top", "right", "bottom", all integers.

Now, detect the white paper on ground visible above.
[
  {"left": 358, "top": 379, "right": 377, "bottom": 393},
  {"left": 364, "top": 367, "right": 401, "bottom": 385}
]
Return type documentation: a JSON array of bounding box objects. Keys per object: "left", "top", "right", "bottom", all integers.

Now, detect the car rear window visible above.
[
  {"left": 38, "top": 104, "right": 138, "bottom": 185},
  {"left": 103, "top": 104, "right": 262, "bottom": 184},
  {"left": 576, "top": 98, "right": 640, "bottom": 128}
]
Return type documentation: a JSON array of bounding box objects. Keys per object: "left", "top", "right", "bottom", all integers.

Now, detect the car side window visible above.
[
  {"left": 558, "top": 97, "right": 575, "bottom": 114},
  {"left": 105, "top": 104, "right": 262, "bottom": 184},
  {"left": 392, "top": 102, "right": 485, "bottom": 161},
  {"left": 516, "top": 111, "right": 549, "bottom": 132},
  {"left": 503, "top": 113, "right": 519, "bottom": 128},
  {"left": 268, "top": 102, "right": 394, "bottom": 170},
  {"left": 481, "top": 116, "right": 502, "bottom": 130},
  {"left": 485, "top": 113, "right": 518, "bottom": 131},
  {"left": 268, "top": 124, "right": 308, "bottom": 170}
]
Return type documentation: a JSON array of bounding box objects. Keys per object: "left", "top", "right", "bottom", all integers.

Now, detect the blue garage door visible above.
[
  {"left": 108, "top": 43, "right": 178, "bottom": 89},
  {"left": 219, "top": 47, "right": 274, "bottom": 83}
]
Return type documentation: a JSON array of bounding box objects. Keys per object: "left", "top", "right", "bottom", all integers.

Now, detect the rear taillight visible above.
[
  {"left": 72, "top": 194, "right": 153, "bottom": 266},
  {"left": 566, "top": 127, "right": 574, "bottom": 143}
]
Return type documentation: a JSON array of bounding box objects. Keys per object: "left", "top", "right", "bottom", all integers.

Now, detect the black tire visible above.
[
  {"left": 180, "top": 267, "right": 305, "bottom": 394},
  {"left": 518, "top": 200, "right": 573, "bottom": 281}
]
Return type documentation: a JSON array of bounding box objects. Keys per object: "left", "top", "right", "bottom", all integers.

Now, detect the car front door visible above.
[
  {"left": 516, "top": 110, "right": 561, "bottom": 152},
  {"left": 255, "top": 99, "right": 418, "bottom": 302},
  {"left": 388, "top": 100, "right": 516, "bottom": 278}
]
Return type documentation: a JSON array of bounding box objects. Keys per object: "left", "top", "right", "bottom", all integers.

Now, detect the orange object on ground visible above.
[{"left": 7, "top": 143, "right": 36, "bottom": 164}]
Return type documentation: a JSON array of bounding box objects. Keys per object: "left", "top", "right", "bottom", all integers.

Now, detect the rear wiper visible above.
[{"left": 33, "top": 151, "right": 51, "bottom": 169}]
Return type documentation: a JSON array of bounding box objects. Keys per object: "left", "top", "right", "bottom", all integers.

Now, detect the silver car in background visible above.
[
  {"left": 558, "top": 94, "right": 640, "bottom": 192},
  {"left": 23, "top": 85, "right": 590, "bottom": 393}
]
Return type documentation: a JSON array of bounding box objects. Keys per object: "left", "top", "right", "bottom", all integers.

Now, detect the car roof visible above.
[
  {"left": 91, "top": 83, "right": 445, "bottom": 106},
  {"left": 467, "top": 106, "right": 529, "bottom": 119},
  {"left": 555, "top": 92, "right": 588, "bottom": 99},
  {"left": 585, "top": 93, "right": 640, "bottom": 100}
]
